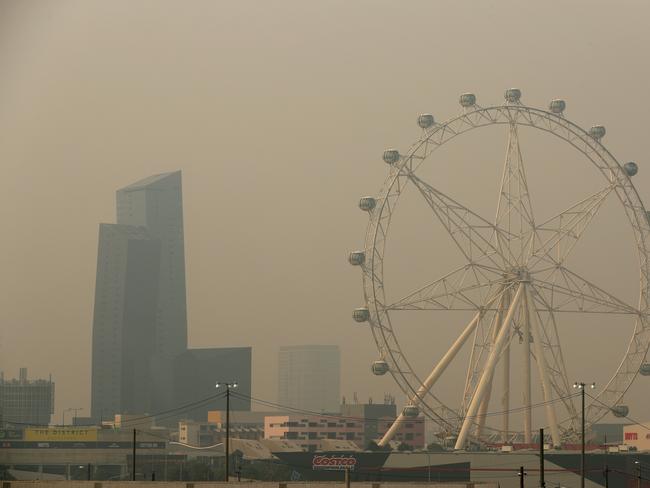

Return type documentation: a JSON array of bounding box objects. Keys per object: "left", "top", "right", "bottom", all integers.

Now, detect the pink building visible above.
[{"left": 264, "top": 414, "right": 425, "bottom": 450}]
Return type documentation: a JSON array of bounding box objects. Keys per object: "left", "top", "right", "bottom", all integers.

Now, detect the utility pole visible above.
[
  {"left": 582, "top": 386, "right": 585, "bottom": 488},
  {"left": 519, "top": 466, "right": 526, "bottom": 488},
  {"left": 603, "top": 465, "right": 609, "bottom": 488},
  {"left": 573, "top": 381, "right": 595, "bottom": 488},
  {"left": 132, "top": 428, "right": 136, "bottom": 481},
  {"left": 226, "top": 385, "right": 230, "bottom": 482},
  {"left": 216, "top": 381, "right": 238, "bottom": 482},
  {"left": 539, "top": 429, "right": 546, "bottom": 488}
]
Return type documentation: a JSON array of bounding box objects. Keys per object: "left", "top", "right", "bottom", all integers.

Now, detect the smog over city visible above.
[{"left": 2, "top": 0, "right": 650, "bottom": 484}]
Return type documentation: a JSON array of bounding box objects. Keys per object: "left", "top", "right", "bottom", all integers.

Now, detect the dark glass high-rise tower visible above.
[{"left": 91, "top": 171, "right": 187, "bottom": 420}]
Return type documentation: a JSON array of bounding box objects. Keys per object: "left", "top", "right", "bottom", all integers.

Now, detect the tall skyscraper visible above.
[
  {"left": 91, "top": 171, "right": 187, "bottom": 420},
  {"left": 278, "top": 345, "right": 340, "bottom": 413},
  {"left": 116, "top": 172, "right": 188, "bottom": 359}
]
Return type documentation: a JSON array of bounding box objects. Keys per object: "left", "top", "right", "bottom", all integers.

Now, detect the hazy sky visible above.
[{"left": 1, "top": 0, "right": 650, "bottom": 431}]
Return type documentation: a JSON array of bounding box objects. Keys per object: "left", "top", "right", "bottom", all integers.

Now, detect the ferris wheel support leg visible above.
[
  {"left": 476, "top": 296, "right": 508, "bottom": 439},
  {"left": 475, "top": 379, "right": 493, "bottom": 439},
  {"left": 501, "top": 341, "right": 510, "bottom": 443},
  {"left": 523, "top": 289, "right": 533, "bottom": 444},
  {"left": 454, "top": 284, "right": 524, "bottom": 450},
  {"left": 495, "top": 290, "right": 512, "bottom": 444},
  {"left": 377, "top": 305, "right": 489, "bottom": 447},
  {"left": 525, "top": 284, "right": 562, "bottom": 447}
]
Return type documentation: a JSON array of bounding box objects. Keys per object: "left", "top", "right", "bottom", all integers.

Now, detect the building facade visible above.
[
  {"left": 264, "top": 410, "right": 424, "bottom": 450},
  {"left": 91, "top": 171, "right": 187, "bottom": 420},
  {"left": 265, "top": 414, "right": 364, "bottom": 451},
  {"left": 172, "top": 347, "right": 252, "bottom": 422},
  {"left": 0, "top": 368, "right": 54, "bottom": 426},
  {"left": 623, "top": 422, "right": 650, "bottom": 450},
  {"left": 278, "top": 345, "right": 340, "bottom": 413},
  {"left": 178, "top": 420, "right": 263, "bottom": 447},
  {"left": 90, "top": 224, "right": 160, "bottom": 418}
]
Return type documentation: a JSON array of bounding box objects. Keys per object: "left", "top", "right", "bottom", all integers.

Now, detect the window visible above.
[
  {"left": 308, "top": 432, "right": 318, "bottom": 439},
  {"left": 327, "top": 423, "right": 337, "bottom": 428},
  {"left": 308, "top": 422, "right": 318, "bottom": 427},
  {"left": 405, "top": 433, "right": 414, "bottom": 440},
  {"left": 285, "top": 432, "right": 298, "bottom": 439},
  {"left": 346, "top": 432, "right": 356, "bottom": 440},
  {"left": 327, "top": 432, "right": 337, "bottom": 439},
  {"left": 625, "top": 432, "right": 638, "bottom": 440}
]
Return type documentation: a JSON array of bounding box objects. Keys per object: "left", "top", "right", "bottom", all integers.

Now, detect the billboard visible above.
[{"left": 24, "top": 427, "right": 98, "bottom": 442}]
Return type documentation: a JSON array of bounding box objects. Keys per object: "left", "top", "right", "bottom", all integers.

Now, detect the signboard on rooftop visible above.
[
  {"left": 24, "top": 428, "right": 98, "bottom": 442},
  {"left": 312, "top": 455, "right": 357, "bottom": 471}
]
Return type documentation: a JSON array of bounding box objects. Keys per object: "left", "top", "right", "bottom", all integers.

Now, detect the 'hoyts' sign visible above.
[{"left": 312, "top": 455, "right": 357, "bottom": 471}]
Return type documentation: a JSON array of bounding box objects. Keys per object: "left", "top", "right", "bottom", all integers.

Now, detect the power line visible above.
[
  {"left": 585, "top": 391, "right": 649, "bottom": 432},
  {"left": 231, "top": 390, "right": 579, "bottom": 425},
  {"left": 2, "top": 391, "right": 227, "bottom": 428}
]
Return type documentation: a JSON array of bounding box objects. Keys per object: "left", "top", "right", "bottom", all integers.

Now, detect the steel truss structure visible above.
[{"left": 352, "top": 90, "right": 650, "bottom": 449}]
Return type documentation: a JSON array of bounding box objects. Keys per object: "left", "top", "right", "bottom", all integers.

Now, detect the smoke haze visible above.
[{"left": 1, "top": 0, "right": 649, "bottom": 427}]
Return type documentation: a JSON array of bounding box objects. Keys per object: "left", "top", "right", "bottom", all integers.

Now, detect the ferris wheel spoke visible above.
[
  {"left": 524, "top": 284, "right": 562, "bottom": 446},
  {"left": 403, "top": 169, "right": 512, "bottom": 269},
  {"left": 492, "top": 122, "right": 540, "bottom": 266},
  {"left": 386, "top": 264, "right": 508, "bottom": 311},
  {"left": 527, "top": 183, "right": 617, "bottom": 270},
  {"left": 527, "top": 291, "right": 579, "bottom": 426},
  {"left": 530, "top": 266, "right": 639, "bottom": 315}
]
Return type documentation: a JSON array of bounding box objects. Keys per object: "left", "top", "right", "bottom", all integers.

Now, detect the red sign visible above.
[{"left": 312, "top": 455, "right": 357, "bottom": 471}]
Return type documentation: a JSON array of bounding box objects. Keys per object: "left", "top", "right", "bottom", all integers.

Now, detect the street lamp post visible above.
[
  {"left": 216, "top": 381, "right": 237, "bottom": 482},
  {"left": 634, "top": 461, "right": 647, "bottom": 488},
  {"left": 573, "top": 382, "right": 595, "bottom": 488}
]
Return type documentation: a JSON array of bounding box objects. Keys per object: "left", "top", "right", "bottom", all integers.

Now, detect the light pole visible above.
[
  {"left": 634, "top": 460, "right": 648, "bottom": 488},
  {"left": 573, "top": 382, "right": 595, "bottom": 488},
  {"left": 216, "top": 381, "right": 237, "bottom": 481}
]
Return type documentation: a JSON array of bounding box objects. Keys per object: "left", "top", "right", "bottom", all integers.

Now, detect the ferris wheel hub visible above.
[{"left": 504, "top": 267, "right": 531, "bottom": 282}]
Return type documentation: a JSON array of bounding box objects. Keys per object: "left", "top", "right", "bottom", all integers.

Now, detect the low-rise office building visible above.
[
  {"left": 178, "top": 420, "right": 263, "bottom": 446},
  {"left": 0, "top": 368, "right": 54, "bottom": 426},
  {"left": 623, "top": 422, "right": 650, "bottom": 450},
  {"left": 264, "top": 412, "right": 425, "bottom": 450}
]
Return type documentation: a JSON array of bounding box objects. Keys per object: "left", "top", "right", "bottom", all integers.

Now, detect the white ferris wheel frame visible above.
[{"left": 357, "top": 96, "right": 650, "bottom": 449}]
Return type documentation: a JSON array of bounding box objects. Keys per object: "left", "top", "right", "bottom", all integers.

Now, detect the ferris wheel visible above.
[{"left": 350, "top": 89, "right": 650, "bottom": 449}]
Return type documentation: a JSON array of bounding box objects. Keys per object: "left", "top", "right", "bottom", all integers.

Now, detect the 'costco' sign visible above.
[{"left": 312, "top": 455, "right": 357, "bottom": 471}]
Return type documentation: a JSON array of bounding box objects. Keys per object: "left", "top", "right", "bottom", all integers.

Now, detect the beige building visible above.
[
  {"left": 178, "top": 419, "right": 263, "bottom": 447},
  {"left": 623, "top": 422, "right": 650, "bottom": 450}
]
